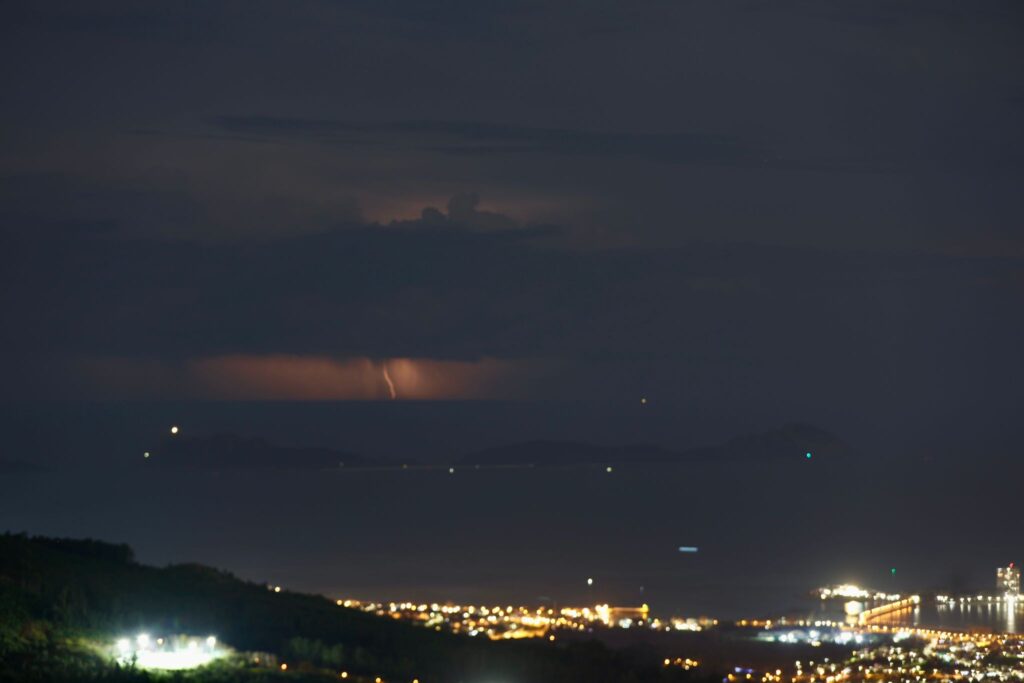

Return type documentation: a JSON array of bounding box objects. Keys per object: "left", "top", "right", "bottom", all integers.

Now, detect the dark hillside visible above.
[{"left": 0, "top": 534, "right": 691, "bottom": 683}]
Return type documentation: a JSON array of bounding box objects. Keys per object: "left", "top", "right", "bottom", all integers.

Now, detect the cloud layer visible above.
[{"left": 3, "top": 196, "right": 1021, "bottom": 411}]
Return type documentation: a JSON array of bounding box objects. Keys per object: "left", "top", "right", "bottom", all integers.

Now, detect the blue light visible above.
[
  {"left": 805, "top": 452, "right": 812, "bottom": 459},
  {"left": 678, "top": 546, "right": 699, "bottom": 553}
]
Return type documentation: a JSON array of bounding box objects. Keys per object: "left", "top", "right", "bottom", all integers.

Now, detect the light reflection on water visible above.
[{"left": 883, "top": 601, "right": 1024, "bottom": 634}]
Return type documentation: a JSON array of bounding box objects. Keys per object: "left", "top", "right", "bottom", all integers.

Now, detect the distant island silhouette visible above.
[{"left": 146, "top": 423, "right": 844, "bottom": 471}]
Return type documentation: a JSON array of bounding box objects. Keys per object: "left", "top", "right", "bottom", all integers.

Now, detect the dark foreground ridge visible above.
[{"left": 0, "top": 534, "right": 693, "bottom": 683}]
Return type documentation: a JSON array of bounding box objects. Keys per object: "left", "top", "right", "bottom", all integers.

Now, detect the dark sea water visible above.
[{"left": 2, "top": 442, "right": 1021, "bottom": 622}]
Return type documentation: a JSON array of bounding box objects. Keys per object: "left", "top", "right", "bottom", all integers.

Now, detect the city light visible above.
[
  {"left": 169, "top": 426, "right": 179, "bottom": 435},
  {"left": 105, "top": 582, "right": 1024, "bottom": 678},
  {"left": 998, "top": 563, "right": 1021, "bottom": 596},
  {"left": 106, "top": 585, "right": 1024, "bottom": 681},
  {"left": 817, "top": 584, "right": 900, "bottom": 601},
  {"left": 334, "top": 598, "right": 712, "bottom": 640},
  {"left": 664, "top": 657, "right": 700, "bottom": 670},
  {"left": 783, "top": 628, "right": 1024, "bottom": 683}
]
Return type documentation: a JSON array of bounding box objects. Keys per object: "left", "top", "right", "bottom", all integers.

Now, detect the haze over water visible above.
[{"left": 3, "top": 403, "right": 1020, "bottom": 623}]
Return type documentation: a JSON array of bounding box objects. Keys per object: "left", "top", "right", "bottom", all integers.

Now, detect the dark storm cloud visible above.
[
  {"left": 4, "top": 0, "right": 1023, "bottom": 252},
  {"left": 753, "top": 0, "right": 1020, "bottom": 28},
  {"left": 0, "top": 173, "right": 206, "bottom": 234},
  {"left": 208, "top": 111, "right": 1024, "bottom": 176},
  {"left": 0, "top": 3, "right": 224, "bottom": 41},
  {"left": 3, "top": 196, "right": 1022, "bottom": 408},
  {"left": 210, "top": 114, "right": 1023, "bottom": 176},
  {"left": 210, "top": 116, "right": 771, "bottom": 168},
  {"left": 0, "top": 170, "right": 366, "bottom": 242},
  {"left": 0, "top": 0, "right": 1022, "bottom": 445}
]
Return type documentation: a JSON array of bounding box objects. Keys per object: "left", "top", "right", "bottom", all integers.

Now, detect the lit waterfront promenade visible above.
[{"left": 858, "top": 596, "right": 921, "bottom": 626}]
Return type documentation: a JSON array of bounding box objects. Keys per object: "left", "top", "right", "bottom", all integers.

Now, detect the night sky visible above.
[{"left": 2, "top": 2, "right": 1024, "bottom": 610}]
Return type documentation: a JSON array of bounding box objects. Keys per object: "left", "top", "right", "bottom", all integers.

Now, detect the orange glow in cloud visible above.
[
  {"left": 64, "top": 355, "right": 532, "bottom": 400},
  {"left": 189, "top": 356, "right": 380, "bottom": 400}
]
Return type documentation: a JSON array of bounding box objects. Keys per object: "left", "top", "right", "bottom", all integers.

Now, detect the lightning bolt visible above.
[{"left": 382, "top": 363, "right": 397, "bottom": 400}]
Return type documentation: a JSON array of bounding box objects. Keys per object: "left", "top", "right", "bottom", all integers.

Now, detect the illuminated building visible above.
[
  {"left": 997, "top": 563, "right": 1020, "bottom": 596},
  {"left": 607, "top": 604, "right": 650, "bottom": 628}
]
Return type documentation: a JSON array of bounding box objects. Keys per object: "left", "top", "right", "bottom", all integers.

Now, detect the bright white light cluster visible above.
[
  {"left": 113, "top": 633, "right": 223, "bottom": 670},
  {"left": 818, "top": 584, "right": 901, "bottom": 601}
]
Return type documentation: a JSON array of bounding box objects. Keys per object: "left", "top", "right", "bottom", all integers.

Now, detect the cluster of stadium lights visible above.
[{"left": 114, "top": 634, "right": 222, "bottom": 670}]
